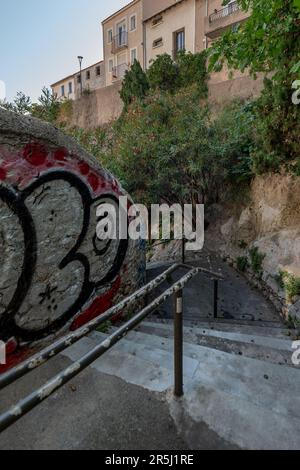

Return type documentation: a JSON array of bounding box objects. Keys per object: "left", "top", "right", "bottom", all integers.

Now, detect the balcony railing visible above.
[
  {"left": 111, "top": 31, "right": 128, "bottom": 54},
  {"left": 209, "top": 1, "right": 240, "bottom": 23},
  {"left": 112, "top": 63, "right": 128, "bottom": 81}
]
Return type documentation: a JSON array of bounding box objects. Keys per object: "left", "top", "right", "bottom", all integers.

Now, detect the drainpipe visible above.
[
  {"left": 205, "top": 0, "right": 209, "bottom": 49},
  {"left": 143, "top": 21, "right": 147, "bottom": 70}
]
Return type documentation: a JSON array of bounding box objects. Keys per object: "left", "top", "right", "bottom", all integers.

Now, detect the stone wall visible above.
[
  {"left": 64, "top": 75, "right": 263, "bottom": 129},
  {"left": 64, "top": 82, "right": 123, "bottom": 129},
  {"left": 205, "top": 173, "right": 300, "bottom": 325},
  {"left": 0, "top": 109, "right": 145, "bottom": 371}
]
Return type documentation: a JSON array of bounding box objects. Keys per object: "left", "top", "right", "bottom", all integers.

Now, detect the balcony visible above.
[
  {"left": 209, "top": 1, "right": 239, "bottom": 23},
  {"left": 204, "top": 1, "right": 249, "bottom": 39},
  {"left": 111, "top": 31, "right": 128, "bottom": 54},
  {"left": 112, "top": 63, "right": 128, "bottom": 81}
]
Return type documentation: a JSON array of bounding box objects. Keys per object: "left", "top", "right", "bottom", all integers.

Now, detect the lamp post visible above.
[{"left": 78, "top": 56, "right": 83, "bottom": 97}]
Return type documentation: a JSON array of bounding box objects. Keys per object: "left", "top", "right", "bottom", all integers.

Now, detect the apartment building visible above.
[
  {"left": 51, "top": 61, "right": 105, "bottom": 101},
  {"left": 102, "top": 0, "right": 144, "bottom": 86},
  {"left": 51, "top": 75, "right": 75, "bottom": 101},
  {"left": 143, "top": 0, "right": 197, "bottom": 67},
  {"left": 198, "top": 0, "right": 250, "bottom": 83},
  {"left": 74, "top": 61, "right": 105, "bottom": 98}
]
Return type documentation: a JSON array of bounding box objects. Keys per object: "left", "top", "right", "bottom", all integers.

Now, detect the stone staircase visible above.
[{"left": 61, "top": 317, "right": 300, "bottom": 450}]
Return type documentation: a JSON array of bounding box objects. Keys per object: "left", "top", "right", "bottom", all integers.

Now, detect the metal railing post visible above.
[
  {"left": 213, "top": 279, "right": 219, "bottom": 319},
  {"left": 174, "top": 288, "right": 184, "bottom": 397}
]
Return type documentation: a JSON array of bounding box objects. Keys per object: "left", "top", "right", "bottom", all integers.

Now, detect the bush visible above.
[
  {"left": 276, "top": 271, "right": 300, "bottom": 302},
  {"left": 237, "top": 256, "right": 249, "bottom": 272},
  {"left": 119, "top": 60, "right": 149, "bottom": 109},
  {"left": 249, "top": 247, "right": 265, "bottom": 275},
  {"left": 147, "top": 54, "right": 179, "bottom": 93}
]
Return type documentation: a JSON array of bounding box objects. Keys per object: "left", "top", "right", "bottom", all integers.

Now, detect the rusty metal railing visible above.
[{"left": 0, "top": 263, "right": 223, "bottom": 434}]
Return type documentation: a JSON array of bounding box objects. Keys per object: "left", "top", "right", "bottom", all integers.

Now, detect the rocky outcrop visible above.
[{"left": 206, "top": 173, "right": 300, "bottom": 325}]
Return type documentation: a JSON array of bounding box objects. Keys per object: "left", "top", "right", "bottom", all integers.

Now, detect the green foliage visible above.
[
  {"left": 175, "top": 50, "right": 208, "bottom": 96},
  {"left": 119, "top": 60, "right": 150, "bottom": 109},
  {"left": 209, "top": 0, "right": 300, "bottom": 172},
  {"left": 0, "top": 91, "right": 31, "bottom": 115},
  {"left": 238, "top": 240, "right": 248, "bottom": 249},
  {"left": 237, "top": 256, "right": 249, "bottom": 272},
  {"left": 276, "top": 271, "right": 300, "bottom": 302},
  {"left": 147, "top": 54, "right": 179, "bottom": 93},
  {"left": 147, "top": 51, "right": 208, "bottom": 96},
  {"left": 249, "top": 247, "right": 265, "bottom": 275},
  {"left": 210, "top": 100, "right": 255, "bottom": 182},
  {"left": 97, "top": 89, "right": 255, "bottom": 207},
  {"left": 31, "top": 87, "right": 61, "bottom": 124}
]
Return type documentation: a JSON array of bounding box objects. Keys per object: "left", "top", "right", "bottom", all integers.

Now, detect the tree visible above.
[
  {"left": 119, "top": 60, "right": 150, "bottom": 109},
  {"left": 209, "top": 0, "right": 300, "bottom": 170},
  {"left": 147, "top": 54, "right": 179, "bottom": 93},
  {"left": 31, "top": 87, "right": 61, "bottom": 123},
  {"left": 0, "top": 91, "right": 31, "bottom": 114},
  {"left": 176, "top": 50, "right": 208, "bottom": 96}
]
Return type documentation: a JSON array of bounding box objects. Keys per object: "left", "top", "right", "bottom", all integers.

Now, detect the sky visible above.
[{"left": 0, "top": 0, "right": 129, "bottom": 101}]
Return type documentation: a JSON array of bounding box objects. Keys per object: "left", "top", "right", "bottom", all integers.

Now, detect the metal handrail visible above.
[
  {"left": 0, "top": 263, "right": 224, "bottom": 434},
  {"left": 209, "top": 1, "right": 239, "bottom": 23},
  {"left": 0, "top": 264, "right": 179, "bottom": 391},
  {"left": 111, "top": 31, "right": 128, "bottom": 54}
]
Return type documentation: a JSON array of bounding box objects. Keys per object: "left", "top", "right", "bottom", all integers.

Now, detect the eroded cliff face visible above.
[{"left": 206, "top": 173, "right": 300, "bottom": 324}]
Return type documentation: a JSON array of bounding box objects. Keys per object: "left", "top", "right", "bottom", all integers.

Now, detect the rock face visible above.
[
  {"left": 0, "top": 109, "right": 145, "bottom": 368},
  {"left": 205, "top": 173, "right": 300, "bottom": 324}
]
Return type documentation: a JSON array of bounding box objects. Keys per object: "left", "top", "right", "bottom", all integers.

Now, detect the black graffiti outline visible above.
[
  {"left": 0, "top": 170, "right": 128, "bottom": 342},
  {"left": 0, "top": 186, "right": 37, "bottom": 341}
]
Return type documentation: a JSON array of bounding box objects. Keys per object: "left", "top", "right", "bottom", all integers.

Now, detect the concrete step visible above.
[
  {"left": 133, "top": 323, "right": 294, "bottom": 367},
  {"left": 143, "top": 319, "right": 294, "bottom": 339},
  {"left": 135, "top": 321, "right": 295, "bottom": 366},
  {"left": 169, "top": 381, "right": 300, "bottom": 450},
  {"left": 87, "top": 329, "right": 300, "bottom": 421},
  {"left": 61, "top": 335, "right": 194, "bottom": 392},
  {"left": 139, "top": 321, "right": 294, "bottom": 350}
]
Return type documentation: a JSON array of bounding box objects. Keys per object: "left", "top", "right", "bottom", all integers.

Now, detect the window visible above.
[
  {"left": 86, "top": 70, "right": 90, "bottom": 80},
  {"left": 77, "top": 75, "right": 81, "bottom": 84},
  {"left": 152, "top": 15, "right": 163, "bottom": 27},
  {"left": 96, "top": 65, "right": 101, "bottom": 76},
  {"left": 61, "top": 85, "right": 65, "bottom": 97},
  {"left": 174, "top": 29, "right": 185, "bottom": 55},
  {"left": 108, "top": 59, "right": 114, "bottom": 73},
  {"left": 153, "top": 37, "right": 163, "bottom": 48},
  {"left": 68, "top": 82, "right": 73, "bottom": 94},
  {"left": 108, "top": 29, "right": 113, "bottom": 43},
  {"left": 117, "top": 22, "right": 127, "bottom": 47},
  {"left": 130, "top": 48, "right": 137, "bottom": 65},
  {"left": 130, "top": 15, "right": 136, "bottom": 31}
]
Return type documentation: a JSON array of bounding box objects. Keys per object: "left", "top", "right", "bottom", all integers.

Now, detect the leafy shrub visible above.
[
  {"left": 276, "top": 271, "right": 300, "bottom": 302},
  {"left": 147, "top": 54, "right": 179, "bottom": 93},
  {"left": 237, "top": 256, "right": 249, "bottom": 272},
  {"left": 249, "top": 247, "right": 265, "bottom": 275},
  {"left": 119, "top": 60, "right": 149, "bottom": 109}
]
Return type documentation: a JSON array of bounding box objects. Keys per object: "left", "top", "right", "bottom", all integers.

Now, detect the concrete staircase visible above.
[{"left": 61, "top": 317, "right": 300, "bottom": 449}]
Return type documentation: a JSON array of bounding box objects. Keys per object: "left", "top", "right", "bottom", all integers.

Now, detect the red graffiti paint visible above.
[
  {"left": 70, "top": 276, "right": 122, "bottom": 331},
  {"left": 54, "top": 148, "right": 68, "bottom": 162},
  {"left": 0, "top": 167, "right": 6, "bottom": 181},
  {"left": 88, "top": 172, "right": 99, "bottom": 192},
  {"left": 23, "top": 142, "right": 48, "bottom": 166},
  {"left": 78, "top": 162, "right": 90, "bottom": 176}
]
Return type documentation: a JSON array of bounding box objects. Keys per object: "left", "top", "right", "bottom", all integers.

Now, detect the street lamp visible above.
[{"left": 78, "top": 56, "right": 83, "bottom": 97}]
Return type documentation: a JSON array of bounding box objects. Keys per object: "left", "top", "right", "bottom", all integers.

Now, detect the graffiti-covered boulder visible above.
[{"left": 0, "top": 109, "right": 145, "bottom": 370}]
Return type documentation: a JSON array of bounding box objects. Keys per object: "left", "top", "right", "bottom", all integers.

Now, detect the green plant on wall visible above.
[
  {"left": 237, "top": 256, "right": 249, "bottom": 273},
  {"left": 249, "top": 247, "right": 265, "bottom": 275},
  {"left": 276, "top": 270, "right": 300, "bottom": 302}
]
